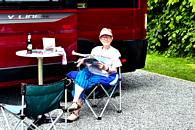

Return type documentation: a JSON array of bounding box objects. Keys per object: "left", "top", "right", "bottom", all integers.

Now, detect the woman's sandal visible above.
[
  {"left": 67, "top": 111, "right": 80, "bottom": 123},
  {"left": 66, "top": 102, "right": 82, "bottom": 112}
]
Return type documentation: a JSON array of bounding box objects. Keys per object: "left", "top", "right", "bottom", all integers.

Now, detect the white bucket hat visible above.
[{"left": 99, "top": 28, "right": 113, "bottom": 37}]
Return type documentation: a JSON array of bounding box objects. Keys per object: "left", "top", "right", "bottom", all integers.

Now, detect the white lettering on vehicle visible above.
[
  {"left": 8, "top": 15, "right": 14, "bottom": 19},
  {"left": 8, "top": 14, "right": 42, "bottom": 19}
]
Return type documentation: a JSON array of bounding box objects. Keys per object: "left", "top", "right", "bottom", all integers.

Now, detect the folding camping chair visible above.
[
  {"left": 84, "top": 67, "right": 122, "bottom": 120},
  {"left": 67, "top": 67, "right": 122, "bottom": 120},
  {"left": 0, "top": 78, "right": 69, "bottom": 130}
]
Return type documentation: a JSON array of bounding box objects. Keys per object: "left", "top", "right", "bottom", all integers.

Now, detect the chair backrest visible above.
[{"left": 22, "top": 79, "right": 65, "bottom": 119}]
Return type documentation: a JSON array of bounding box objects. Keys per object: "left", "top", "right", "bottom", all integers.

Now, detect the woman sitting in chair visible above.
[{"left": 67, "top": 27, "right": 122, "bottom": 122}]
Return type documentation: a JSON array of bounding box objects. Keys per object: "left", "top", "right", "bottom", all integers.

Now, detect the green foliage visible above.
[
  {"left": 147, "top": 0, "right": 195, "bottom": 57},
  {"left": 189, "top": 0, "right": 195, "bottom": 12}
]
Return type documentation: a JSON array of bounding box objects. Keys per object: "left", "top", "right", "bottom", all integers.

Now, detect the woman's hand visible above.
[
  {"left": 98, "top": 63, "right": 118, "bottom": 73},
  {"left": 96, "top": 62, "right": 104, "bottom": 69},
  {"left": 76, "top": 58, "right": 85, "bottom": 67},
  {"left": 96, "top": 62, "right": 108, "bottom": 71}
]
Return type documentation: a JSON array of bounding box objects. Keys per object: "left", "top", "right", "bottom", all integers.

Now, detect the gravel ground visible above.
[{"left": 0, "top": 69, "right": 195, "bottom": 130}]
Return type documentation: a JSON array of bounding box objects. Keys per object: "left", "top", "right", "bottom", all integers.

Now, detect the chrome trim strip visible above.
[{"left": 0, "top": 12, "right": 74, "bottom": 24}]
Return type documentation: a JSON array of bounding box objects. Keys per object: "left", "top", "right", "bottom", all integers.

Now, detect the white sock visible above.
[{"left": 73, "top": 84, "right": 84, "bottom": 102}]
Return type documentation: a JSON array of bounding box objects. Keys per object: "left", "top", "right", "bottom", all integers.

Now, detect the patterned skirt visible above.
[{"left": 66, "top": 67, "right": 118, "bottom": 99}]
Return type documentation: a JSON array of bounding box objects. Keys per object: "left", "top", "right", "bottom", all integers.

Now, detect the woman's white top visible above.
[{"left": 88, "top": 46, "right": 122, "bottom": 77}]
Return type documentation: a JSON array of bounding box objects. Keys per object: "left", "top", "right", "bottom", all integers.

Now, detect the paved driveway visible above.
[{"left": 0, "top": 70, "right": 195, "bottom": 130}]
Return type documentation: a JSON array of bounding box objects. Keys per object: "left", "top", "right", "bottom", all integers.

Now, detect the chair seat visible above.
[{"left": 3, "top": 104, "right": 22, "bottom": 114}]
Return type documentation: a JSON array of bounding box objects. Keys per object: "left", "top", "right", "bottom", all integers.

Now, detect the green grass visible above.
[{"left": 143, "top": 54, "right": 195, "bottom": 82}]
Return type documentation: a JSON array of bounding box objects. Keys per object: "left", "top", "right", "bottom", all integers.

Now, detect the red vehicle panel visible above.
[
  {"left": 0, "top": 0, "right": 147, "bottom": 88},
  {"left": 78, "top": 8, "right": 146, "bottom": 41}
]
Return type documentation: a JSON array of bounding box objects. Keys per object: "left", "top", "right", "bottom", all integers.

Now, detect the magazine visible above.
[
  {"left": 72, "top": 50, "right": 110, "bottom": 76},
  {"left": 72, "top": 50, "right": 110, "bottom": 66}
]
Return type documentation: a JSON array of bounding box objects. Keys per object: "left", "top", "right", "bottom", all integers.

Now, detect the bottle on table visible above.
[{"left": 26, "top": 33, "right": 32, "bottom": 54}]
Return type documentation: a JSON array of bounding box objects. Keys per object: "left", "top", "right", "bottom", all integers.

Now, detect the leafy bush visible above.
[{"left": 147, "top": 0, "right": 195, "bottom": 57}]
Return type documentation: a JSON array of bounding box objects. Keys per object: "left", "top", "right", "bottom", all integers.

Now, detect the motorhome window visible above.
[
  {"left": 85, "top": 0, "right": 138, "bottom": 8},
  {"left": 0, "top": 0, "right": 77, "bottom": 9}
]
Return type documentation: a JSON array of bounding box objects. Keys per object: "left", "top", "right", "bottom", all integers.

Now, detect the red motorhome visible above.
[{"left": 0, "top": 0, "right": 147, "bottom": 88}]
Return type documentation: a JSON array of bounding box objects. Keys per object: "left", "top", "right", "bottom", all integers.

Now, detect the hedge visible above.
[{"left": 147, "top": 0, "right": 195, "bottom": 57}]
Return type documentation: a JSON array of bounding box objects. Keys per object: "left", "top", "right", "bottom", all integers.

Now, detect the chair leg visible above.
[
  {"left": 119, "top": 79, "right": 122, "bottom": 112},
  {"left": 84, "top": 78, "right": 122, "bottom": 120},
  {"left": 1, "top": 107, "right": 11, "bottom": 130},
  {"left": 97, "top": 117, "right": 102, "bottom": 120},
  {"left": 99, "top": 92, "right": 117, "bottom": 118},
  {"left": 85, "top": 99, "right": 98, "bottom": 119},
  {"left": 0, "top": 106, "right": 29, "bottom": 130},
  {"left": 47, "top": 111, "right": 64, "bottom": 130}
]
